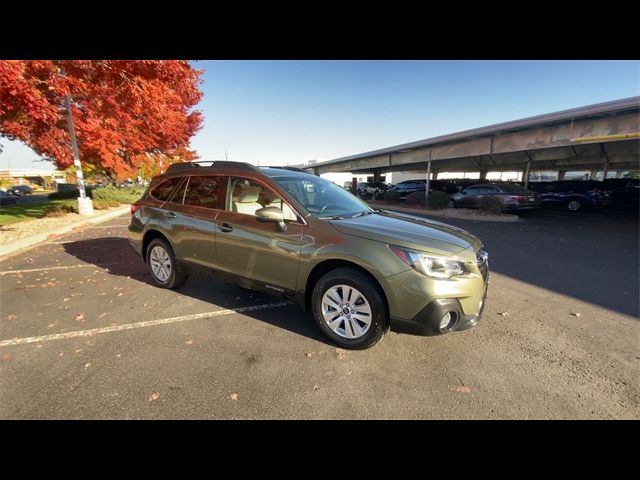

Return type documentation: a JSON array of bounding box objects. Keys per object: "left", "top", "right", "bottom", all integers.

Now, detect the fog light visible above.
[{"left": 440, "top": 312, "right": 455, "bottom": 330}]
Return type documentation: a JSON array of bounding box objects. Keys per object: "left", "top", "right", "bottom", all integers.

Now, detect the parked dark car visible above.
[
  {"left": 450, "top": 183, "right": 540, "bottom": 212},
  {"left": 602, "top": 178, "right": 639, "bottom": 209},
  {"left": 388, "top": 180, "right": 428, "bottom": 200},
  {"left": 365, "top": 182, "right": 392, "bottom": 199},
  {"left": 8, "top": 185, "right": 33, "bottom": 196},
  {"left": 355, "top": 182, "right": 372, "bottom": 197},
  {"left": 0, "top": 190, "right": 18, "bottom": 206},
  {"left": 527, "top": 180, "right": 613, "bottom": 212}
]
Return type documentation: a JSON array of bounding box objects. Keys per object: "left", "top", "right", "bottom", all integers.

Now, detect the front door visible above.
[{"left": 214, "top": 176, "right": 304, "bottom": 294}]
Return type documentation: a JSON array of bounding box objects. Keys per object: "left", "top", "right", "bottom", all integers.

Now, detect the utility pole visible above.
[{"left": 61, "top": 68, "right": 93, "bottom": 215}]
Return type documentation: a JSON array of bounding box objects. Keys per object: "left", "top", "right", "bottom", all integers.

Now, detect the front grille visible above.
[{"left": 477, "top": 248, "right": 489, "bottom": 281}]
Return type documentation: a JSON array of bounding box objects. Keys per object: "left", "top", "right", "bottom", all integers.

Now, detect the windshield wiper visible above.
[{"left": 349, "top": 210, "right": 378, "bottom": 218}]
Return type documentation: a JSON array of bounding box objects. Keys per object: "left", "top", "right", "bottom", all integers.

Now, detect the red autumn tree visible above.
[{"left": 0, "top": 60, "right": 203, "bottom": 180}]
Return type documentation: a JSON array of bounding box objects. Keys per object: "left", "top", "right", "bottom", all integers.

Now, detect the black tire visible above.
[
  {"left": 567, "top": 199, "right": 582, "bottom": 212},
  {"left": 145, "top": 238, "right": 187, "bottom": 289},
  {"left": 311, "top": 267, "right": 388, "bottom": 350}
]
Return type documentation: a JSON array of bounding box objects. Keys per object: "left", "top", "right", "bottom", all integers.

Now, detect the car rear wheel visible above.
[
  {"left": 567, "top": 200, "right": 582, "bottom": 212},
  {"left": 311, "top": 268, "right": 388, "bottom": 350},
  {"left": 146, "top": 238, "right": 187, "bottom": 289}
]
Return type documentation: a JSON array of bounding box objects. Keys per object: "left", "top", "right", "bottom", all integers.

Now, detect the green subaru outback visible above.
[{"left": 128, "top": 161, "right": 489, "bottom": 349}]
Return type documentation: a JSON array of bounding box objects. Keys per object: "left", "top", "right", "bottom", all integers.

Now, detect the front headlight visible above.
[{"left": 389, "top": 246, "right": 469, "bottom": 279}]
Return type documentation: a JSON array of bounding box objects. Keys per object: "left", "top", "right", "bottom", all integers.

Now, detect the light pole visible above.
[{"left": 60, "top": 67, "right": 94, "bottom": 215}]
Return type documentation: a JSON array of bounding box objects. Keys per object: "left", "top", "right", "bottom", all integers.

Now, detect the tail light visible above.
[{"left": 131, "top": 202, "right": 141, "bottom": 215}]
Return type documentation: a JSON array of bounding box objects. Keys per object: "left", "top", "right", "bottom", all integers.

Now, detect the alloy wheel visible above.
[{"left": 321, "top": 285, "right": 372, "bottom": 339}]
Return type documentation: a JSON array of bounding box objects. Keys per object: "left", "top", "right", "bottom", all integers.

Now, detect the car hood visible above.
[{"left": 329, "top": 210, "right": 483, "bottom": 257}]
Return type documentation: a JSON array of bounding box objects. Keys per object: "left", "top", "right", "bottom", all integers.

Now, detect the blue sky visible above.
[{"left": 1, "top": 60, "right": 639, "bottom": 170}]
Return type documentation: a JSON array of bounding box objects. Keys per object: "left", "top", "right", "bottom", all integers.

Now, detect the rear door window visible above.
[
  {"left": 150, "top": 177, "right": 183, "bottom": 202},
  {"left": 183, "top": 176, "right": 224, "bottom": 209}
]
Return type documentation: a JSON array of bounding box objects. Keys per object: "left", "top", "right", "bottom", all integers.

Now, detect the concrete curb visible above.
[
  {"left": 0, "top": 206, "right": 130, "bottom": 260},
  {"left": 372, "top": 204, "right": 520, "bottom": 223}
]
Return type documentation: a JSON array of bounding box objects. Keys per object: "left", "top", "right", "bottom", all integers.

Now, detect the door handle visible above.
[
  {"left": 163, "top": 211, "right": 176, "bottom": 219},
  {"left": 219, "top": 223, "right": 233, "bottom": 233}
]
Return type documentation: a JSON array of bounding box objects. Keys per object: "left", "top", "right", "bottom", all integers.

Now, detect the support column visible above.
[
  {"left": 602, "top": 159, "right": 609, "bottom": 180},
  {"left": 558, "top": 170, "right": 566, "bottom": 181},
  {"left": 432, "top": 169, "right": 439, "bottom": 180},
  {"left": 616, "top": 169, "right": 624, "bottom": 179},
  {"left": 425, "top": 159, "right": 431, "bottom": 204},
  {"left": 479, "top": 169, "right": 488, "bottom": 181},
  {"left": 590, "top": 169, "right": 598, "bottom": 180},
  {"left": 523, "top": 160, "right": 531, "bottom": 189},
  {"left": 373, "top": 170, "right": 381, "bottom": 182}
]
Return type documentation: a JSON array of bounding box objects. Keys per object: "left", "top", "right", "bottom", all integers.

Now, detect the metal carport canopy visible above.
[{"left": 303, "top": 96, "right": 640, "bottom": 176}]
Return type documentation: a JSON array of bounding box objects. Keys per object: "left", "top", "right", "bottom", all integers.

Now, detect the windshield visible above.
[{"left": 275, "top": 175, "right": 374, "bottom": 219}]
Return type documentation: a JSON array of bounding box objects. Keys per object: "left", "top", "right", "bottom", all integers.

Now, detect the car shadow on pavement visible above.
[{"left": 63, "top": 237, "right": 328, "bottom": 345}]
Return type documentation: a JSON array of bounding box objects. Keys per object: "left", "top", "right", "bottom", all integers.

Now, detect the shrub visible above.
[
  {"left": 384, "top": 190, "right": 400, "bottom": 204},
  {"left": 477, "top": 195, "right": 504, "bottom": 214},
  {"left": 92, "top": 186, "right": 144, "bottom": 206},
  {"left": 49, "top": 187, "right": 94, "bottom": 200},
  {"left": 405, "top": 191, "right": 425, "bottom": 207},
  {"left": 43, "top": 201, "right": 77, "bottom": 217},
  {"left": 426, "top": 190, "right": 451, "bottom": 210}
]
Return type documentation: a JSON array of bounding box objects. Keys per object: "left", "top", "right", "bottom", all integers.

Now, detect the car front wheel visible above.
[{"left": 311, "top": 268, "right": 388, "bottom": 349}]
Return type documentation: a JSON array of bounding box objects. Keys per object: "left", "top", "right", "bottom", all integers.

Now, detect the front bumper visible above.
[{"left": 390, "top": 285, "right": 488, "bottom": 336}]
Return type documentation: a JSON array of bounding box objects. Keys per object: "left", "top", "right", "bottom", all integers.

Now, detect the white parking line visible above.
[
  {"left": 0, "top": 263, "right": 122, "bottom": 275},
  {"left": 0, "top": 302, "right": 290, "bottom": 347}
]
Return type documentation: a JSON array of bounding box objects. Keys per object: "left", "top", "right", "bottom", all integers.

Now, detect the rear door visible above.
[
  {"left": 167, "top": 175, "right": 226, "bottom": 269},
  {"left": 214, "top": 176, "right": 305, "bottom": 294}
]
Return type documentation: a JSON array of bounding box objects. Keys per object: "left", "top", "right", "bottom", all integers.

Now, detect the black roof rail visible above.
[{"left": 164, "top": 160, "right": 258, "bottom": 174}]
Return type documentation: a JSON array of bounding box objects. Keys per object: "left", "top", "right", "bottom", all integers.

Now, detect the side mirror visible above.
[{"left": 255, "top": 206, "right": 287, "bottom": 231}]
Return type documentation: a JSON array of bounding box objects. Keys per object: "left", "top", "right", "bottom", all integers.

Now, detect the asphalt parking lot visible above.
[{"left": 1, "top": 208, "right": 638, "bottom": 419}]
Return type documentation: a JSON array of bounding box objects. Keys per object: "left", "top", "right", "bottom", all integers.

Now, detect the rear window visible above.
[{"left": 150, "top": 177, "right": 183, "bottom": 202}]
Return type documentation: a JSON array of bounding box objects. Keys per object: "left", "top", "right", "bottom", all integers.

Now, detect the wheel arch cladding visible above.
[
  {"left": 142, "top": 230, "right": 171, "bottom": 263},
  {"left": 305, "top": 259, "right": 389, "bottom": 320}
]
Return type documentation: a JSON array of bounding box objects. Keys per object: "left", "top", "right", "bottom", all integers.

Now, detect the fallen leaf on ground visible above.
[
  {"left": 313, "top": 384, "right": 320, "bottom": 391},
  {"left": 7, "top": 314, "right": 17, "bottom": 321},
  {"left": 229, "top": 393, "right": 239, "bottom": 401},
  {"left": 84, "top": 363, "right": 91, "bottom": 369},
  {"left": 99, "top": 313, "right": 107, "bottom": 319},
  {"left": 571, "top": 312, "right": 582, "bottom": 317},
  {"left": 497, "top": 312, "right": 509, "bottom": 317},
  {"left": 451, "top": 385, "right": 471, "bottom": 394},
  {"left": 116, "top": 354, "right": 121, "bottom": 358},
  {"left": 185, "top": 339, "right": 194, "bottom": 345},
  {"left": 63, "top": 298, "right": 70, "bottom": 302},
  {"left": 304, "top": 352, "right": 313, "bottom": 358},
  {"left": 335, "top": 348, "right": 347, "bottom": 360},
  {"left": 58, "top": 353, "right": 64, "bottom": 357},
  {"left": 148, "top": 393, "right": 160, "bottom": 401},
  {"left": 74, "top": 313, "right": 85, "bottom": 322}
]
